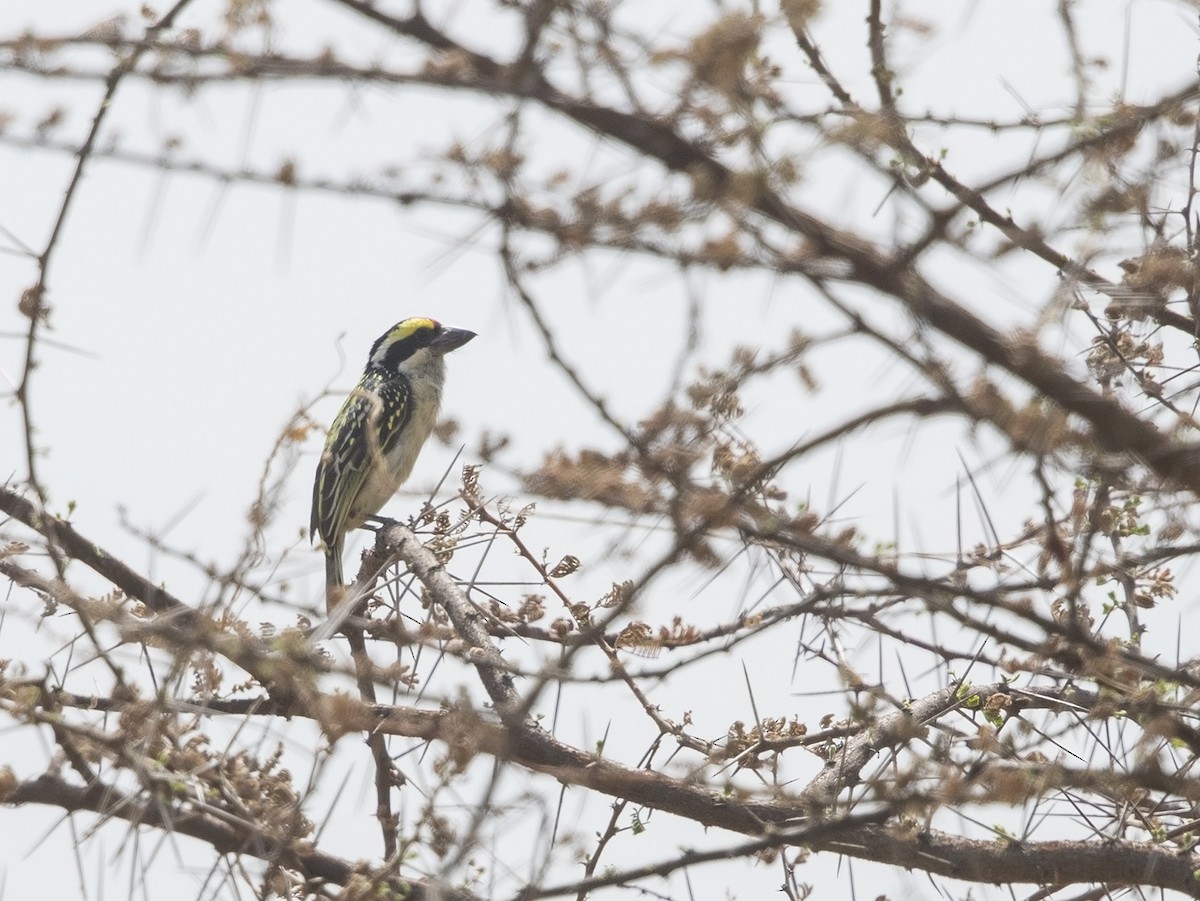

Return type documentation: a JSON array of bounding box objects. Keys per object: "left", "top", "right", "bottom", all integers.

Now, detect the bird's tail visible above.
[{"left": 324, "top": 539, "right": 344, "bottom": 604}]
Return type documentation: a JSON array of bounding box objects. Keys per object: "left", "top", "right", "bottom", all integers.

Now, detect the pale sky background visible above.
[{"left": 1, "top": 1, "right": 1198, "bottom": 898}]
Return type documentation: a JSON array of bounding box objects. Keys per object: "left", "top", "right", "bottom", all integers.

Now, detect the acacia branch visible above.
[
  {"left": 379, "top": 522, "right": 523, "bottom": 720},
  {"left": 330, "top": 0, "right": 1200, "bottom": 495},
  {"left": 0, "top": 485, "right": 317, "bottom": 708},
  {"left": 2, "top": 773, "right": 473, "bottom": 900},
  {"left": 17, "top": 0, "right": 197, "bottom": 516}
]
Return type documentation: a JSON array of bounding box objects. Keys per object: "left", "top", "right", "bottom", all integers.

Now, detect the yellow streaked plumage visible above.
[{"left": 311, "top": 317, "right": 475, "bottom": 588}]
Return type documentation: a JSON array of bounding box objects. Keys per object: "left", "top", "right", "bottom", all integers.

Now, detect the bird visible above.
[{"left": 311, "top": 317, "right": 476, "bottom": 591}]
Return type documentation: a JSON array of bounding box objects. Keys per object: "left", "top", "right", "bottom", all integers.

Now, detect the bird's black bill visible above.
[{"left": 431, "top": 327, "right": 477, "bottom": 355}]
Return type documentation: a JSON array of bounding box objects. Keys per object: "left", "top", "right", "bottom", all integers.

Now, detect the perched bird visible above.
[{"left": 311, "top": 317, "right": 476, "bottom": 589}]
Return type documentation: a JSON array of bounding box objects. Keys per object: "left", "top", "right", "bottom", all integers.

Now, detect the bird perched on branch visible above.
[{"left": 311, "top": 317, "right": 476, "bottom": 590}]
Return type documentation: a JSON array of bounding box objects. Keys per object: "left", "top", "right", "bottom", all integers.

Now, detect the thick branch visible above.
[
  {"left": 4, "top": 773, "right": 472, "bottom": 900},
  {"left": 330, "top": 0, "right": 1200, "bottom": 495},
  {"left": 380, "top": 522, "right": 523, "bottom": 719},
  {"left": 822, "top": 826, "right": 1200, "bottom": 897},
  {"left": 0, "top": 485, "right": 316, "bottom": 707}
]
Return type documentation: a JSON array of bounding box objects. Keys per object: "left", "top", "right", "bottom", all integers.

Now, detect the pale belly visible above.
[{"left": 345, "top": 375, "right": 442, "bottom": 527}]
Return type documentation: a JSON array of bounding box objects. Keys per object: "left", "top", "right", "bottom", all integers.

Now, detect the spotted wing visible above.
[{"left": 311, "top": 371, "right": 413, "bottom": 547}]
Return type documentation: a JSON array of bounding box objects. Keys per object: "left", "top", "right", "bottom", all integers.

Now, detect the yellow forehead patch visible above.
[{"left": 391, "top": 317, "right": 438, "bottom": 340}]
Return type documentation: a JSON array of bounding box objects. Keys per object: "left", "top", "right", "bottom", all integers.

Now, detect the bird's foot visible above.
[{"left": 361, "top": 514, "right": 399, "bottom": 532}]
